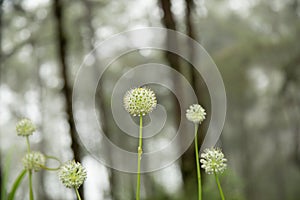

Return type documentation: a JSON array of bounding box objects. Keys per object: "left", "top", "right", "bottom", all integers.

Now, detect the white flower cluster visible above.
[
  {"left": 186, "top": 104, "right": 206, "bottom": 124},
  {"left": 22, "top": 151, "right": 46, "bottom": 171},
  {"left": 58, "top": 160, "right": 87, "bottom": 189},
  {"left": 200, "top": 148, "right": 227, "bottom": 174},
  {"left": 123, "top": 87, "right": 157, "bottom": 116},
  {"left": 16, "top": 118, "right": 36, "bottom": 137}
]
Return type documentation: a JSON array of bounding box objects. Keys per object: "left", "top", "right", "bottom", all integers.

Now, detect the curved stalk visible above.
[
  {"left": 8, "top": 169, "right": 27, "bottom": 200},
  {"left": 39, "top": 155, "right": 63, "bottom": 171}
]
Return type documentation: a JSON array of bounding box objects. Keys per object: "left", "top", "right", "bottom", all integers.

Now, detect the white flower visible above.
[
  {"left": 16, "top": 118, "right": 36, "bottom": 137},
  {"left": 22, "top": 151, "right": 46, "bottom": 171},
  {"left": 186, "top": 104, "right": 206, "bottom": 124},
  {"left": 58, "top": 160, "right": 87, "bottom": 189},
  {"left": 200, "top": 148, "right": 227, "bottom": 174},
  {"left": 123, "top": 87, "right": 157, "bottom": 116}
]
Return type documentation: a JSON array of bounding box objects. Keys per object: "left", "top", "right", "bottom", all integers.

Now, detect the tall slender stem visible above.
[
  {"left": 26, "top": 136, "right": 34, "bottom": 200},
  {"left": 26, "top": 136, "right": 31, "bottom": 153},
  {"left": 75, "top": 188, "right": 82, "bottom": 200},
  {"left": 28, "top": 170, "right": 33, "bottom": 200},
  {"left": 214, "top": 172, "right": 225, "bottom": 200},
  {"left": 194, "top": 124, "right": 202, "bottom": 200},
  {"left": 136, "top": 115, "right": 143, "bottom": 200}
]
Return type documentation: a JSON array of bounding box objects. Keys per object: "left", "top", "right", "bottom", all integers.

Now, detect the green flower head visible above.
[
  {"left": 200, "top": 148, "right": 227, "bottom": 174},
  {"left": 22, "top": 151, "right": 46, "bottom": 171},
  {"left": 16, "top": 118, "right": 36, "bottom": 137},
  {"left": 123, "top": 87, "right": 157, "bottom": 117},
  {"left": 186, "top": 104, "right": 206, "bottom": 124},
  {"left": 58, "top": 160, "right": 87, "bottom": 189}
]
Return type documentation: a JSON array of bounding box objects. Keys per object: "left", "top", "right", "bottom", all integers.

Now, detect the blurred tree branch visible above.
[
  {"left": 1, "top": 4, "right": 52, "bottom": 64},
  {"left": 52, "top": 0, "right": 84, "bottom": 199},
  {"left": 1, "top": 37, "right": 34, "bottom": 62}
]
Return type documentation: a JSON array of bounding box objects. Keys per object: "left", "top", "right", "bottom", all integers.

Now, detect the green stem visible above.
[
  {"left": 8, "top": 169, "right": 27, "bottom": 200},
  {"left": 194, "top": 124, "right": 202, "bottom": 200},
  {"left": 214, "top": 172, "right": 225, "bottom": 200},
  {"left": 136, "top": 115, "right": 143, "bottom": 200},
  {"left": 39, "top": 155, "right": 63, "bottom": 171},
  {"left": 28, "top": 170, "right": 34, "bottom": 200},
  {"left": 39, "top": 165, "right": 61, "bottom": 171},
  {"left": 26, "top": 136, "right": 34, "bottom": 200},
  {"left": 75, "top": 188, "right": 82, "bottom": 200},
  {"left": 26, "top": 136, "right": 31, "bottom": 153}
]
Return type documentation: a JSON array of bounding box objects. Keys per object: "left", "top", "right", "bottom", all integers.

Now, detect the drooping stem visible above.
[
  {"left": 26, "top": 136, "right": 31, "bottom": 153},
  {"left": 75, "top": 188, "right": 82, "bottom": 200},
  {"left": 136, "top": 115, "right": 143, "bottom": 200},
  {"left": 40, "top": 155, "right": 63, "bottom": 171},
  {"left": 28, "top": 170, "right": 34, "bottom": 200},
  {"left": 194, "top": 124, "right": 202, "bottom": 200},
  {"left": 214, "top": 172, "right": 225, "bottom": 200}
]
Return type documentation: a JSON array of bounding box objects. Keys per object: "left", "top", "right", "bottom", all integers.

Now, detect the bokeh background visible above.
[{"left": 1, "top": 0, "right": 300, "bottom": 199}]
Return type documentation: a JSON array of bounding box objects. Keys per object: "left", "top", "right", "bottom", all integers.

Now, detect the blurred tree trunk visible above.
[
  {"left": 281, "top": 53, "right": 300, "bottom": 167},
  {"left": 158, "top": 0, "right": 181, "bottom": 128},
  {"left": 52, "top": 0, "right": 84, "bottom": 199},
  {"left": 0, "top": 0, "right": 3, "bottom": 70},
  {"left": 271, "top": 50, "right": 300, "bottom": 199},
  {"left": 32, "top": 40, "right": 50, "bottom": 200},
  {"left": 0, "top": 0, "right": 4, "bottom": 196},
  {"left": 159, "top": 0, "right": 194, "bottom": 198},
  {"left": 183, "top": 0, "right": 209, "bottom": 197},
  {"left": 273, "top": 126, "right": 286, "bottom": 199},
  {"left": 184, "top": 0, "right": 197, "bottom": 93},
  {"left": 288, "top": 0, "right": 300, "bottom": 170},
  {"left": 240, "top": 120, "right": 253, "bottom": 199},
  {"left": 79, "top": 0, "right": 122, "bottom": 199},
  {"left": 159, "top": 0, "right": 210, "bottom": 198},
  {"left": 184, "top": 0, "right": 210, "bottom": 136},
  {"left": 0, "top": 159, "right": 2, "bottom": 199}
]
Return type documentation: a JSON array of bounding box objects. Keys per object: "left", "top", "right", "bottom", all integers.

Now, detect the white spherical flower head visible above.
[
  {"left": 22, "top": 151, "right": 46, "bottom": 171},
  {"left": 123, "top": 87, "right": 157, "bottom": 116},
  {"left": 186, "top": 104, "right": 206, "bottom": 124},
  {"left": 58, "top": 160, "right": 87, "bottom": 189},
  {"left": 200, "top": 148, "right": 227, "bottom": 174},
  {"left": 16, "top": 118, "right": 36, "bottom": 137}
]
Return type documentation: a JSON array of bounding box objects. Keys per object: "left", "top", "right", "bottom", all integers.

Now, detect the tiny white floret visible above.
[
  {"left": 200, "top": 148, "right": 227, "bottom": 174},
  {"left": 186, "top": 104, "right": 206, "bottom": 124},
  {"left": 123, "top": 87, "right": 157, "bottom": 117}
]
